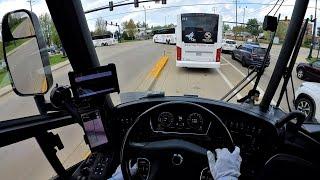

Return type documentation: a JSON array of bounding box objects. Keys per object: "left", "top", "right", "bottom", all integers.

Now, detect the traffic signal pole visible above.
[{"left": 308, "top": 0, "right": 317, "bottom": 59}]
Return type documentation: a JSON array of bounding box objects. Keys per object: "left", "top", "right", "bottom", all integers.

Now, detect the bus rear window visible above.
[{"left": 181, "top": 14, "right": 219, "bottom": 44}]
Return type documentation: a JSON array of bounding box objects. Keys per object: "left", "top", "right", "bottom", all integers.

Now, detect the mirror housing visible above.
[
  {"left": 263, "top": 16, "right": 278, "bottom": 32},
  {"left": 1, "top": 9, "right": 53, "bottom": 96}
]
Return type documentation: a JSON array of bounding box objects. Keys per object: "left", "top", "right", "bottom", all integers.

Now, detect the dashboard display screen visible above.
[
  {"left": 69, "top": 64, "right": 120, "bottom": 99},
  {"left": 81, "top": 110, "right": 108, "bottom": 148}
]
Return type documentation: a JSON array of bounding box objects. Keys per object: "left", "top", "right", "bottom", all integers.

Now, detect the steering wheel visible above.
[{"left": 120, "top": 101, "right": 234, "bottom": 180}]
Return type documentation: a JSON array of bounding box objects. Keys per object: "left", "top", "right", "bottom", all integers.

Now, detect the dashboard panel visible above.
[{"left": 114, "top": 97, "right": 283, "bottom": 178}]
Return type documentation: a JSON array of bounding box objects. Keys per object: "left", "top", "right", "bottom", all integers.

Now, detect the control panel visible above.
[
  {"left": 72, "top": 153, "right": 113, "bottom": 180},
  {"left": 150, "top": 112, "right": 211, "bottom": 135}
]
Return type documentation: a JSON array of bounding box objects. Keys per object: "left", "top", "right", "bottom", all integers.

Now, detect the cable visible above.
[
  {"left": 267, "top": 0, "right": 280, "bottom": 15},
  {"left": 86, "top": 2, "right": 298, "bottom": 21},
  {"left": 273, "top": 0, "right": 285, "bottom": 16}
]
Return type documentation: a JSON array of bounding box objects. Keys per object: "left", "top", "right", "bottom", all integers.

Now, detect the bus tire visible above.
[{"left": 166, "top": 40, "right": 170, "bottom": 44}]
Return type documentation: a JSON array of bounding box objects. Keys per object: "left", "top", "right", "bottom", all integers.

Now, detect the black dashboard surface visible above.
[{"left": 112, "top": 96, "right": 285, "bottom": 178}]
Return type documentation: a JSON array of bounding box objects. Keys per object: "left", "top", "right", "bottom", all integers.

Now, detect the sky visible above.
[{"left": 0, "top": 0, "right": 319, "bottom": 33}]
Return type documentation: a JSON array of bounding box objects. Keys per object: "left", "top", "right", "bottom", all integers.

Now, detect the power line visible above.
[
  {"left": 267, "top": 0, "right": 280, "bottom": 15},
  {"left": 273, "top": 0, "right": 285, "bottom": 16},
  {"left": 86, "top": 2, "right": 299, "bottom": 21}
]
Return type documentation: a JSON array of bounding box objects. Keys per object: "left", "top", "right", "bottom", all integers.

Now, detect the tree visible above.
[
  {"left": 93, "top": 17, "right": 108, "bottom": 36},
  {"left": 51, "top": 24, "right": 61, "bottom": 47},
  {"left": 246, "top": 18, "right": 260, "bottom": 36},
  {"left": 275, "top": 21, "right": 288, "bottom": 41},
  {"left": 232, "top": 25, "right": 246, "bottom": 36},
  {"left": 39, "top": 13, "right": 53, "bottom": 46},
  {"left": 223, "top": 24, "right": 230, "bottom": 33},
  {"left": 122, "top": 19, "right": 137, "bottom": 40}
]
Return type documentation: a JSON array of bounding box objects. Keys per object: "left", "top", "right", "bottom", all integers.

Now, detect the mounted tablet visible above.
[{"left": 68, "top": 64, "right": 120, "bottom": 99}]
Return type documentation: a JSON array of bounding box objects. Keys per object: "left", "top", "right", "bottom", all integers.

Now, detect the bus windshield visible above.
[{"left": 181, "top": 13, "right": 219, "bottom": 44}]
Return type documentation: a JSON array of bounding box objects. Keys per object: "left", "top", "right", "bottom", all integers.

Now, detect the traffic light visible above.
[
  {"left": 109, "top": 1, "right": 113, "bottom": 11},
  {"left": 105, "top": 21, "right": 108, "bottom": 26},
  {"left": 134, "top": 0, "right": 139, "bottom": 7},
  {"left": 155, "top": 0, "right": 166, "bottom": 4},
  {"left": 115, "top": 23, "right": 118, "bottom": 26},
  {"left": 111, "top": 21, "right": 113, "bottom": 25}
]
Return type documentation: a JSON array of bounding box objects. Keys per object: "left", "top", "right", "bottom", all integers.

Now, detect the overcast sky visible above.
[{"left": 0, "top": 0, "right": 319, "bottom": 33}]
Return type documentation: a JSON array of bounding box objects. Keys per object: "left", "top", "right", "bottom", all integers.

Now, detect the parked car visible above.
[
  {"left": 296, "top": 61, "right": 320, "bottom": 82},
  {"left": 222, "top": 39, "right": 237, "bottom": 53},
  {"left": 295, "top": 82, "right": 320, "bottom": 122},
  {"left": 232, "top": 44, "right": 270, "bottom": 67}
]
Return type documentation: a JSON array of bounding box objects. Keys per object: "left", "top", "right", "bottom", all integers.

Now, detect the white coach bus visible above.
[
  {"left": 176, "top": 13, "right": 223, "bottom": 68},
  {"left": 153, "top": 28, "right": 176, "bottom": 44},
  {"left": 92, "top": 34, "right": 118, "bottom": 47}
]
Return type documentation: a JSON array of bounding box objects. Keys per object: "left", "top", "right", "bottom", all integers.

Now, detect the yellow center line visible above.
[{"left": 149, "top": 55, "right": 169, "bottom": 78}]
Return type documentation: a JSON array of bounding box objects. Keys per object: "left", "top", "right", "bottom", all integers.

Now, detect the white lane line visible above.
[
  {"left": 217, "top": 69, "right": 242, "bottom": 100},
  {"left": 222, "top": 56, "right": 277, "bottom": 105}
]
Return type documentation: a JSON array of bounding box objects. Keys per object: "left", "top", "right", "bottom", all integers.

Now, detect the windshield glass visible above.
[
  {"left": 253, "top": 48, "right": 266, "bottom": 54},
  {"left": 0, "top": 0, "right": 320, "bottom": 179},
  {"left": 181, "top": 13, "right": 218, "bottom": 44},
  {"left": 226, "top": 40, "right": 236, "bottom": 44}
]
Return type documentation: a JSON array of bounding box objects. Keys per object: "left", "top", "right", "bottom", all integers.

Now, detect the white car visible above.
[
  {"left": 295, "top": 82, "right": 320, "bottom": 122},
  {"left": 222, "top": 39, "right": 237, "bottom": 52}
]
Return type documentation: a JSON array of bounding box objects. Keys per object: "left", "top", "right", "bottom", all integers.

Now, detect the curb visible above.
[
  {"left": 137, "top": 55, "right": 169, "bottom": 91},
  {"left": 0, "top": 60, "right": 70, "bottom": 98}
]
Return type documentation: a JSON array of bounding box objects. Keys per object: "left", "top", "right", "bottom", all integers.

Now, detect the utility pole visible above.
[
  {"left": 143, "top": 5, "right": 147, "bottom": 39},
  {"left": 26, "top": 0, "right": 34, "bottom": 12},
  {"left": 235, "top": 0, "right": 238, "bottom": 28},
  {"left": 212, "top": 7, "right": 217, "bottom": 14},
  {"left": 165, "top": 16, "right": 166, "bottom": 26},
  {"left": 308, "top": 0, "right": 317, "bottom": 59},
  {"left": 243, "top": 6, "right": 247, "bottom": 24}
]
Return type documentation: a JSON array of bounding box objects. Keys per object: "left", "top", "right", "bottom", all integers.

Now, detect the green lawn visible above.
[
  {"left": 306, "top": 57, "right": 320, "bottom": 63},
  {"left": 0, "top": 70, "right": 9, "bottom": 88},
  {"left": 49, "top": 54, "right": 67, "bottom": 66}
]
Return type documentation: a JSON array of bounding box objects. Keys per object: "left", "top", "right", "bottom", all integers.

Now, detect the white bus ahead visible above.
[
  {"left": 92, "top": 34, "right": 118, "bottom": 47},
  {"left": 153, "top": 28, "right": 176, "bottom": 44},
  {"left": 176, "top": 13, "right": 222, "bottom": 68}
]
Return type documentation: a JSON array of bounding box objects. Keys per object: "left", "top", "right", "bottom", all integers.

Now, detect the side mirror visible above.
[{"left": 1, "top": 9, "right": 53, "bottom": 96}]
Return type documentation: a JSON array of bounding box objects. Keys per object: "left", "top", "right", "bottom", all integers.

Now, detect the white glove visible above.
[
  {"left": 207, "top": 146, "right": 242, "bottom": 180},
  {"left": 108, "top": 163, "right": 138, "bottom": 180}
]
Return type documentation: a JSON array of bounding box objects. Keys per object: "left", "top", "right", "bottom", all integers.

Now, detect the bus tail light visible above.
[
  {"left": 177, "top": 46, "right": 182, "bottom": 61},
  {"left": 216, "top": 48, "right": 221, "bottom": 62}
]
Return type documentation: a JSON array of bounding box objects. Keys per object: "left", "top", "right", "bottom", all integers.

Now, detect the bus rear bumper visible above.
[{"left": 176, "top": 60, "right": 220, "bottom": 68}]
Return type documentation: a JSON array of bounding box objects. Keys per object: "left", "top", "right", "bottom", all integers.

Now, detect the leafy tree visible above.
[
  {"left": 232, "top": 25, "right": 246, "bottom": 36},
  {"left": 39, "top": 13, "right": 53, "bottom": 46},
  {"left": 223, "top": 24, "right": 230, "bottom": 32},
  {"left": 275, "top": 21, "right": 288, "bottom": 40},
  {"left": 136, "top": 21, "right": 142, "bottom": 28},
  {"left": 93, "top": 17, "right": 108, "bottom": 36},
  {"left": 51, "top": 24, "right": 61, "bottom": 47},
  {"left": 246, "top": 18, "right": 260, "bottom": 36},
  {"left": 122, "top": 19, "right": 137, "bottom": 40}
]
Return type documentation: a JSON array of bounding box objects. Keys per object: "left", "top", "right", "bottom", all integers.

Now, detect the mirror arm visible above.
[{"left": 35, "top": 131, "right": 67, "bottom": 179}]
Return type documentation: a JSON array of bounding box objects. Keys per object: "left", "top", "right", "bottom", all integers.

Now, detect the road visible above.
[
  {"left": 6, "top": 38, "right": 47, "bottom": 94},
  {"left": 0, "top": 40, "right": 167, "bottom": 180},
  {"left": 12, "top": 16, "right": 35, "bottom": 38},
  {"left": 0, "top": 40, "right": 311, "bottom": 179}
]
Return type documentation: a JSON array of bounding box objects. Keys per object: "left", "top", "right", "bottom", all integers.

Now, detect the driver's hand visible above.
[
  {"left": 108, "top": 163, "right": 137, "bottom": 180},
  {"left": 207, "top": 146, "right": 242, "bottom": 180}
]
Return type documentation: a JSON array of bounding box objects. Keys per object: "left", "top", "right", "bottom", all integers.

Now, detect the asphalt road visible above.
[
  {"left": 0, "top": 40, "right": 312, "bottom": 180},
  {"left": 6, "top": 38, "right": 47, "bottom": 94},
  {"left": 12, "top": 17, "right": 35, "bottom": 38},
  {"left": 0, "top": 40, "right": 167, "bottom": 180}
]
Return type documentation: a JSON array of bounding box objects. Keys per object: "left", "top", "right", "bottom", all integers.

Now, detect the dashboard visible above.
[{"left": 114, "top": 97, "right": 283, "bottom": 179}]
